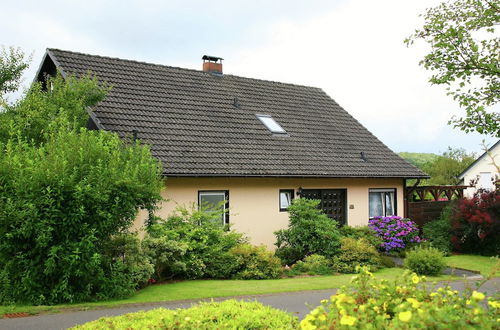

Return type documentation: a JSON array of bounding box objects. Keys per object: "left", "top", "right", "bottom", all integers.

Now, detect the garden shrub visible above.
[
  {"left": 451, "top": 190, "right": 500, "bottom": 256},
  {"left": 0, "top": 129, "right": 162, "bottom": 305},
  {"left": 72, "top": 299, "right": 298, "bottom": 329},
  {"left": 379, "top": 255, "right": 396, "bottom": 268},
  {"left": 423, "top": 204, "right": 453, "bottom": 255},
  {"left": 289, "top": 254, "right": 333, "bottom": 276},
  {"left": 143, "top": 205, "right": 245, "bottom": 280},
  {"left": 229, "top": 244, "right": 283, "bottom": 279},
  {"left": 330, "top": 237, "right": 382, "bottom": 273},
  {"left": 404, "top": 246, "right": 446, "bottom": 276},
  {"left": 101, "top": 233, "right": 154, "bottom": 290},
  {"left": 301, "top": 267, "right": 500, "bottom": 329},
  {"left": 339, "top": 225, "right": 382, "bottom": 249},
  {"left": 275, "top": 198, "right": 341, "bottom": 265},
  {"left": 369, "top": 216, "right": 423, "bottom": 253}
]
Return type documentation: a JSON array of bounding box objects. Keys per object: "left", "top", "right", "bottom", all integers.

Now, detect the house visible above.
[
  {"left": 458, "top": 140, "right": 500, "bottom": 197},
  {"left": 36, "top": 49, "right": 427, "bottom": 248}
]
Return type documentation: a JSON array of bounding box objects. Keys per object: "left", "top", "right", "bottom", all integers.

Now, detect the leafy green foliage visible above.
[
  {"left": 0, "top": 73, "right": 109, "bottom": 144},
  {"left": 339, "top": 225, "right": 383, "bottom": 249},
  {"left": 406, "top": 0, "right": 500, "bottom": 136},
  {"left": 400, "top": 148, "right": 475, "bottom": 185},
  {"left": 228, "top": 244, "right": 283, "bottom": 280},
  {"left": 72, "top": 300, "right": 298, "bottom": 330},
  {"left": 404, "top": 246, "right": 446, "bottom": 276},
  {"left": 423, "top": 205, "right": 453, "bottom": 255},
  {"left": 143, "top": 206, "right": 246, "bottom": 280},
  {"left": 398, "top": 152, "right": 438, "bottom": 169},
  {"left": 288, "top": 254, "right": 333, "bottom": 276},
  {"left": 0, "top": 129, "right": 163, "bottom": 304},
  {"left": 275, "top": 198, "right": 341, "bottom": 265},
  {"left": 331, "top": 238, "right": 382, "bottom": 274},
  {"left": 101, "top": 233, "right": 154, "bottom": 290},
  {"left": 302, "top": 267, "right": 500, "bottom": 329},
  {"left": 0, "top": 46, "right": 31, "bottom": 98}
]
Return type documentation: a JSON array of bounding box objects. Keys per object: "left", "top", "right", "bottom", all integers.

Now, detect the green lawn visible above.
[
  {"left": 445, "top": 255, "right": 499, "bottom": 276},
  {"left": 1, "top": 254, "right": 495, "bottom": 318}
]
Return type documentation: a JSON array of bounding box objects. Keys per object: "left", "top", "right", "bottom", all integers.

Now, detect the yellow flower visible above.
[
  {"left": 398, "top": 311, "right": 412, "bottom": 323},
  {"left": 300, "top": 319, "right": 316, "bottom": 330},
  {"left": 407, "top": 298, "right": 421, "bottom": 309},
  {"left": 471, "top": 291, "right": 485, "bottom": 301},
  {"left": 411, "top": 275, "right": 420, "bottom": 284},
  {"left": 311, "top": 308, "right": 320, "bottom": 316},
  {"left": 430, "top": 292, "right": 438, "bottom": 298},
  {"left": 340, "top": 315, "right": 357, "bottom": 326},
  {"left": 184, "top": 317, "right": 191, "bottom": 321},
  {"left": 318, "top": 314, "right": 326, "bottom": 321},
  {"left": 488, "top": 300, "right": 500, "bottom": 309},
  {"left": 473, "top": 308, "right": 482, "bottom": 315}
]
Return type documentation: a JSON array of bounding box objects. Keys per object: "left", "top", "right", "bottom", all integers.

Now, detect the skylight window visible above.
[{"left": 256, "top": 114, "right": 287, "bottom": 134}]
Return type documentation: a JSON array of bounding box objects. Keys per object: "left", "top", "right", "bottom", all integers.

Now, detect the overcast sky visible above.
[{"left": 2, "top": 0, "right": 497, "bottom": 155}]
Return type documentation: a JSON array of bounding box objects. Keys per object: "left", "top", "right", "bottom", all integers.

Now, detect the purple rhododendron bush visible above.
[
  {"left": 369, "top": 216, "right": 423, "bottom": 252},
  {"left": 301, "top": 266, "right": 500, "bottom": 329}
]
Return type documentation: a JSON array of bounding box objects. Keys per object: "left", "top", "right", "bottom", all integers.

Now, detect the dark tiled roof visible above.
[{"left": 44, "top": 48, "right": 427, "bottom": 178}]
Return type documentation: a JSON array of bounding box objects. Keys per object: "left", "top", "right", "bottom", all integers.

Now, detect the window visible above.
[
  {"left": 198, "top": 190, "right": 229, "bottom": 225},
  {"left": 369, "top": 188, "right": 396, "bottom": 218},
  {"left": 279, "top": 189, "right": 294, "bottom": 211},
  {"left": 479, "top": 172, "right": 494, "bottom": 190},
  {"left": 256, "top": 114, "right": 287, "bottom": 134}
]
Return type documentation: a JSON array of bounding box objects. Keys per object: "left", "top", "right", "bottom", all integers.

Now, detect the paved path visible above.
[{"left": 1, "top": 278, "right": 499, "bottom": 330}]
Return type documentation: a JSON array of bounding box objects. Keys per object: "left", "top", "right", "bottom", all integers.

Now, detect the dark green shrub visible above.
[
  {"left": 275, "top": 198, "right": 341, "bottom": 265},
  {"left": 423, "top": 205, "right": 453, "bottom": 255},
  {"left": 404, "top": 246, "right": 446, "bottom": 276},
  {"left": 339, "top": 225, "right": 383, "bottom": 249},
  {"left": 289, "top": 254, "right": 333, "bottom": 276},
  {"left": 331, "top": 237, "right": 382, "bottom": 273},
  {"left": 0, "top": 129, "right": 162, "bottom": 304},
  {"left": 72, "top": 300, "right": 298, "bottom": 329},
  {"left": 229, "top": 244, "right": 283, "bottom": 279},
  {"left": 379, "top": 255, "right": 396, "bottom": 268},
  {"left": 143, "top": 205, "right": 245, "bottom": 280},
  {"left": 101, "top": 233, "right": 154, "bottom": 289}
]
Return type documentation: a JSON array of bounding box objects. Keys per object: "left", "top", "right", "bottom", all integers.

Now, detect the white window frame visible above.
[
  {"left": 369, "top": 188, "right": 396, "bottom": 218},
  {"left": 256, "top": 114, "right": 287, "bottom": 134},
  {"left": 279, "top": 189, "right": 294, "bottom": 211},
  {"left": 198, "top": 190, "right": 229, "bottom": 225}
]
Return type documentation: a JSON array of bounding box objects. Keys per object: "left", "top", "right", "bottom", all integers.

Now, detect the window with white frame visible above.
[
  {"left": 198, "top": 190, "right": 229, "bottom": 225},
  {"left": 479, "top": 172, "right": 494, "bottom": 191},
  {"left": 279, "top": 189, "right": 294, "bottom": 211},
  {"left": 369, "top": 188, "right": 396, "bottom": 218},
  {"left": 256, "top": 114, "right": 287, "bottom": 134}
]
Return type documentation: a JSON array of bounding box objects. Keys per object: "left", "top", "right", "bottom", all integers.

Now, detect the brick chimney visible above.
[{"left": 202, "top": 55, "right": 223, "bottom": 74}]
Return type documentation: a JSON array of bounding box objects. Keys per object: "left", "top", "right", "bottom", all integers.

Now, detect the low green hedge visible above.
[{"left": 72, "top": 300, "right": 297, "bottom": 329}]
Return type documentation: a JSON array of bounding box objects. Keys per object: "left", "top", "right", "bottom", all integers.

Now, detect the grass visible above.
[
  {"left": 445, "top": 255, "right": 499, "bottom": 276},
  {"left": 0, "top": 254, "right": 494, "bottom": 318}
]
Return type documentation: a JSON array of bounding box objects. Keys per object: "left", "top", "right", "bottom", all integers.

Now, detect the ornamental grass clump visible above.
[
  {"left": 301, "top": 266, "right": 500, "bottom": 329},
  {"left": 368, "top": 216, "right": 422, "bottom": 252}
]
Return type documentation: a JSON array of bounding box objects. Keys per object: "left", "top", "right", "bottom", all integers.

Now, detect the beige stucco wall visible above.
[
  {"left": 133, "top": 178, "right": 404, "bottom": 249},
  {"left": 460, "top": 143, "right": 499, "bottom": 198},
  {"left": 133, "top": 177, "right": 405, "bottom": 249}
]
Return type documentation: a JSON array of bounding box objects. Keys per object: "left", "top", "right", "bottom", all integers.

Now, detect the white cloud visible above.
[{"left": 223, "top": 0, "right": 497, "bottom": 154}]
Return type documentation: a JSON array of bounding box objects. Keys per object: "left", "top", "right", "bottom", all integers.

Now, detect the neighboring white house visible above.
[{"left": 458, "top": 140, "right": 500, "bottom": 197}]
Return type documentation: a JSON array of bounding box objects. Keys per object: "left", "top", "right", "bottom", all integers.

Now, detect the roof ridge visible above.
[{"left": 47, "top": 48, "right": 323, "bottom": 91}]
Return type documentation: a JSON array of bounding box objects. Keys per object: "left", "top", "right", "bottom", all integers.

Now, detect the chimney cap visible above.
[{"left": 202, "top": 55, "right": 223, "bottom": 63}]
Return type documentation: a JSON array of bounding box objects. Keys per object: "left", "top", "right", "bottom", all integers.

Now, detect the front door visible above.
[{"left": 300, "top": 189, "right": 347, "bottom": 225}]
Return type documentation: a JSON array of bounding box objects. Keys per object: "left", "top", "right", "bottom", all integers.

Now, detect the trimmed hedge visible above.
[{"left": 72, "top": 300, "right": 298, "bottom": 329}]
